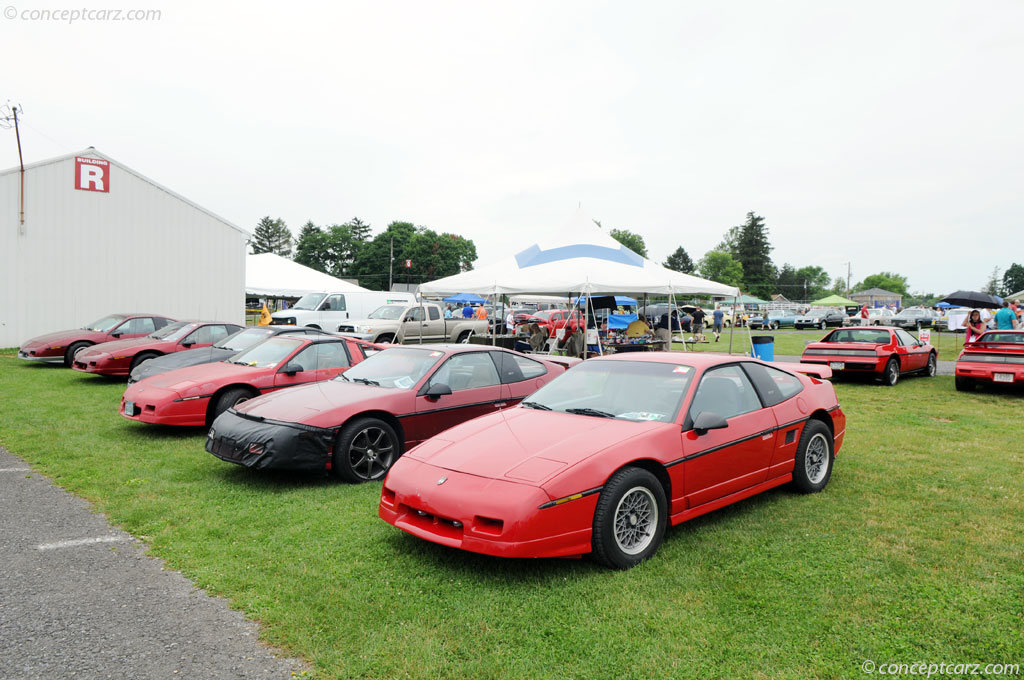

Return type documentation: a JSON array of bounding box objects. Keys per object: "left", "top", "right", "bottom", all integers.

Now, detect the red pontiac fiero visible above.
[
  {"left": 955, "top": 330, "right": 1024, "bottom": 391},
  {"left": 18, "top": 314, "right": 176, "bottom": 367},
  {"left": 205, "top": 345, "right": 578, "bottom": 482},
  {"left": 120, "top": 334, "right": 377, "bottom": 426},
  {"left": 74, "top": 321, "right": 244, "bottom": 377},
  {"left": 379, "top": 353, "right": 845, "bottom": 569},
  {"left": 800, "top": 326, "right": 936, "bottom": 386}
]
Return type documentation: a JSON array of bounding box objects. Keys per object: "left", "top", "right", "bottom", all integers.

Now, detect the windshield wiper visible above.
[
  {"left": 564, "top": 407, "right": 616, "bottom": 418},
  {"left": 520, "top": 401, "right": 552, "bottom": 410},
  {"left": 352, "top": 377, "right": 380, "bottom": 386}
]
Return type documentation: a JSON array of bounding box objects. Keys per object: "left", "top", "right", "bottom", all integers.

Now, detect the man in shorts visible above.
[
  {"left": 692, "top": 306, "right": 707, "bottom": 342},
  {"left": 712, "top": 305, "right": 724, "bottom": 342}
]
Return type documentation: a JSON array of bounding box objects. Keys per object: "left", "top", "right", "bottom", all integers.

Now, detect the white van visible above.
[{"left": 270, "top": 291, "right": 415, "bottom": 331}]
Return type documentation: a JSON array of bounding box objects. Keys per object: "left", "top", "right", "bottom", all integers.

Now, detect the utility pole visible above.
[
  {"left": 803, "top": 279, "right": 807, "bottom": 303},
  {"left": 845, "top": 262, "right": 852, "bottom": 296},
  {"left": 388, "top": 237, "right": 393, "bottom": 291}
]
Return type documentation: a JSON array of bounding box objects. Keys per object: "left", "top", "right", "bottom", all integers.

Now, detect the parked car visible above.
[
  {"left": 890, "top": 308, "right": 937, "bottom": 329},
  {"left": 378, "top": 352, "right": 844, "bottom": 569},
  {"left": 18, "top": 314, "right": 175, "bottom": 367},
  {"left": 120, "top": 334, "right": 378, "bottom": 427},
  {"left": 128, "top": 326, "right": 332, "bottom": 384},
  {"left": 337, "top": 303, "right": 488, "bottom": 344},
  {"left": 748, "top": 311, "right": 798, "bottom": 330},
  {"left": 205, "top": 345, "right": 579, "bottom": 481},
  {"left": 800, "top": 326, "right": 937, "bottom": 386},
  {"left": 954, "top": 330, "right": 1024, "bottom": 392},
  {"left": 794, "top": 309, "right": 847, "bottom": 330},
  {"left": 270, "top": 291, "right": 415, "bottom": 329},
  {"left": 73, "top": 321, "right": 244, "bottom": 377}
]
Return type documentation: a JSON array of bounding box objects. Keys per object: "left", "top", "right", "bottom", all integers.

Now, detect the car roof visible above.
[{"left": 586, "top": 351, "right": 762, "bottom": 369}]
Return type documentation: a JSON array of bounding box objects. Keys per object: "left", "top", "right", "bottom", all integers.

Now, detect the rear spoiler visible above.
[
  {"left": 546, "top": 356, "right": 582, "bottom": 371},
  {"left": 774, "top": 361, "right": 833, "bottom": 379}
]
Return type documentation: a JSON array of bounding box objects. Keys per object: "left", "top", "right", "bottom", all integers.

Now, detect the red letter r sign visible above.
[{"left": 75, "top": 157, "right": 110, "bottom": 193}]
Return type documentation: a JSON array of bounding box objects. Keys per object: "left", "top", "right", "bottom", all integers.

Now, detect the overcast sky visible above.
[{"left": 3, "top": 0, "right": 1022, "bottom": 295}]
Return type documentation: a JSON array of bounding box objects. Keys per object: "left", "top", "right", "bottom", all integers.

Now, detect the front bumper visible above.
[
  {"left": 120, "top": 388, "right": 209, "bottom": 427},
  {"left": 205, "top": 409, "right": 335, "bottom": 473},
  {"left": 18, "top": 349, "right": 63, "bottom": 363},
  {"left": 955, "top": 362, "right": 1024, "bottom": 385},
  {"left": 73, "top": 355, "right": 130, "bottom": 376},
  {"left": 379, "top": 458, "right": 595, "bottom": 559}
]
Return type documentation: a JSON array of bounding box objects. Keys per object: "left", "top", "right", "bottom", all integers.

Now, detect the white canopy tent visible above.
[
  {"left": 246, "top": 253, "right": 369, "bottom": 297},
  {"left": 419, "top": 211, "right": 740, "bottom": 298}
]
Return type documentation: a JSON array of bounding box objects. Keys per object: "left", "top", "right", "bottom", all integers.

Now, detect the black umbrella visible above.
[{"left": 938, "top": 290, "right": 1003, "bottom": 309}]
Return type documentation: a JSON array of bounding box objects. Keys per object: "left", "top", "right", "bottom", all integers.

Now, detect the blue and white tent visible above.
[{"left": 419, "top": 211, "right": 740, "bottom": 298}]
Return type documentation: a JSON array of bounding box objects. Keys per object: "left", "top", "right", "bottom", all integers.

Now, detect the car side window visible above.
[
  {"left": 289, "top": 342, "right": 350, "bottom": 371},
  {"left": 152, "top": 317, "right": 171, "bottom": 330},
  {"left": 120, "top": 317, "right": 156, "bottom": 335},
  {"left": 894, "top": 329, "right": 917, "bottom": 346},
  {"left": 428, "top": 306, "right": 440, "bottom": 321},
  {"left": 323, "top": 294, "right": 346, "bottom": 312},
  {"left": 492, "top": 351, "right": 547, "bottom": 383},
  {"left": 405, "top": 307, "right": 425, "bottom": 322},
  {"left": 742, "top": 363, "right": 803, "bottom": 408},
  {"left": 428, "top": 353, "right": 500, "bottom": 391},
  {"left": 182, "top": 326, "right": 212, "bottom": 345},
  {"left": 688, "top": 365, "right": 762, "bottom": 422}
]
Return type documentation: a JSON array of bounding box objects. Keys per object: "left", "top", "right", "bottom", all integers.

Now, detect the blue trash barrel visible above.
[{"left": 751, "top": 335, "right": 774, "bottom": 361}]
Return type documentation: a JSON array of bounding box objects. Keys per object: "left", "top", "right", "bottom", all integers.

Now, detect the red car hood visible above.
[
  {"left": 406, "top": 407, "right": 669, "bottom": 486},
  {"left": 81, "top": 337, "right": 171, "bottom": 357},
  {"left": 138, "top": 360, "right": 268, "bottom": 390},
  {"left": 233, "top": 380, "right": 414, "bottom": 426},
  {"left": 22, "top": 329, "right": 104, "bottom": 349}
]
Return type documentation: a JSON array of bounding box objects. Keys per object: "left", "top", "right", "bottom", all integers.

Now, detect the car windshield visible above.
[
  {"left": 291, "top": 293, "right": 327, "bottom": 311},
  {"left": 367, "top": 305, "right": 408, "bottom": 320},
  {"left": 903, "top": 309, "right": 925, "bottom": 317},
  {"left": 215, "top": 327, "right": 277, "bottom": 351},
  {"left": 148, "top": 321, "right": 195, "bottom": 341},
  {"left": 228, "top": 337, "right": 304, "bottom": 368},
  {"left": 827, "top": 329, "right": 891, "bottom": 344},
  {"left": 523, "top": 360, "right": 695, "bottom": 423},
  {"left": 84, "top": 315, "right": 126, "bottom": 332},
  {"left": 336, "top": 347, "right": 444, "bottom": 389}
]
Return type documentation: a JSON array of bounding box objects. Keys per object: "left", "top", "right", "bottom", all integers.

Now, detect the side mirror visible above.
[
  {"left": 181, "top": 341, "right": 195, "bottom": 348},
  {"left": 281, "top": 362, "right": 304, "bottom": 376},
  {"left": 402, "top": 316, "right": 413, "bottom": 323},
  {"left": 111, "top": 332, "right": 122, "bottom": 338},
  {"left": 692, "top": 411, "right": 729, "bottom": 435},
  {"left": 424, "top": 383, "right": 452, "bottom": 400}
]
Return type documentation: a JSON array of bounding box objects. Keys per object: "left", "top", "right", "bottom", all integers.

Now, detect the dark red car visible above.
[
  {"left": 379, "top": 353, "right": 844, "bottom": 569},
  {"left": 955, "top": 330, "right": 1024, "bottom": 392},
  {"left": 120, "top": 334, "right": 378, "bottom": 427},
  {"left": 800, "top": 326, "right": 937, "bottom": 386},
  {"left": 18, "top": 314, "right": 175, "bottom": 367},
  {"left": 205, "top": 345, "right": 579, "bottom": 482},
  {"left": 73, "top": 321, "right": 244, "bottom": 377}
]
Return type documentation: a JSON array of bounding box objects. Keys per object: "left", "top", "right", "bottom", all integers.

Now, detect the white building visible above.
[{"left": 0, "top": 148, "right": 248, "bottom": 347}]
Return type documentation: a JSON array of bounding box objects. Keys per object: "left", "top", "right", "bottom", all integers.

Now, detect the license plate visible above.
[
  {"left": 124, "top": 401, "right": 135, "bottom": 416},
  {"left": 994, "top": 373, "right": 1014, "bottom": 383},
  {"left": 829, "top": 362, "right": 845, "bottom": 370}
]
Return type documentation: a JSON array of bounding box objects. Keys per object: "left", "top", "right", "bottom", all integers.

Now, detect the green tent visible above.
[
  {"left": 733, "top": 294, "right": 770, "bottom": 304},
  {"left": 811, "top": 294, "right": 858, "bottom": 306}
]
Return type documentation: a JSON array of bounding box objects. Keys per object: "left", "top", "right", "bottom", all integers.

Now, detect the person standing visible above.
[
  {"left": 860, "top": 304, "right": 870, "bottom": 326},
  {"left": 444, "top": 305, "right": 453, "bottom": 319},
  {"left": 505, "top": 309, "right": 515, "bottom": 334},
  {"left": 994, "top": 302, "right": 1019, "bottom": 330},
  {"left": 712, "top": 306, "right": 724, "bottom": 342},
  {"left": 692, "top": 306, "right": 707, "bottom": 342},
  {"left": 462, "top": 304, "right": 473, "bottom": 319},
  {"left": 963, "top": 309, "right": 986, "bottom": 343}
]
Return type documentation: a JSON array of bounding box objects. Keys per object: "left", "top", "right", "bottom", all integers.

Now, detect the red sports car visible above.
[
  {"left": 73, "top": 321, "right": 244, "bottom": 377},
  {"left": 205, "top": 345, "right": 579, "bottom": 481},
  {"left": 800, "top": 326, "right": 937, "bottom": 386},
  {"left": 18, "top": 314, "right": 176, "bottom": 367},
  {"left": 120, "top": 334, "right": 377, "bottom": 427},
  {"left": 955, "top": 330, "right": 1024, "bottom": 391},
  {"left": 379, "top": 353, "right": 845, "bottom": 569}
]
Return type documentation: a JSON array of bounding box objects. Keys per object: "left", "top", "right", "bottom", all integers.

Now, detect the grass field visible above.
[{"left": 1, "top": 350, "right": 1021, "bottom": 679}]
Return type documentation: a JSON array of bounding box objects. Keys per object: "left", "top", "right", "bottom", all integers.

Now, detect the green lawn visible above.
[{"left": 1, "top": 350, "right": 1021, "bottom": 679}]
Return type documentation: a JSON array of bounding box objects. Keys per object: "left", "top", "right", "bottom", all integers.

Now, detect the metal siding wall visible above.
[{"left": 0, "top": 156, "right": 245, "bottom": 348}]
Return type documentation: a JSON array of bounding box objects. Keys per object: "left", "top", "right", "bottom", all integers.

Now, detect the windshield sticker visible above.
[
  {"left": 673, "top": 366, "right": 691, "bottom": 373},
  {"left": 429, "top": 351, "right": 443, "bottom": 357},
  {"left": 394, "top": 376, "right": 414, "bottom": 389}
]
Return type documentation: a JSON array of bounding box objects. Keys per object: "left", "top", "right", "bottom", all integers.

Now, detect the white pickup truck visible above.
[
  {"left": 270, "top": 291, "right": 414, "bottom": 330},
  {"left": 336, "top": 302, "right": 489, "bottom": 344}
]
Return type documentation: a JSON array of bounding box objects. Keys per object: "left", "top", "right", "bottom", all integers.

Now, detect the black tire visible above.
[
  {"left": 882, "top": 357, "right": 900, "bottom": 386},
  {"left": 377, "top": 334, "right": 395, "bottom": 344},
  {"left": 955, "top": 376, "right": 974, "bottom": 392},
  {"left": 925, "top": 353, "right": 937, "bottom": 378},
  {"left": 591, "top": 467, "right": 667, "bottom": 570},
  {"left": 791, "top": 420, "right": 834, "bottom": 493},
  {"left": 130, "top": 352, "right": 158, "bottom": 374},
  {"left": 819, "top": 321, "right": 827, "bottom": 331},
  {"left": 772, "top": 321, "right": 780, "bottom": 330},
  {"left": 212, "top": 387, "right": 255, "bottom": 423},
  {"left": 64, "top": 341, "right": 90, "bottom": 367},
  {"left": 457, "top": 330, "right": 473, "bottom": 343},
  {"left": 332, "top": 417, "right": 400, "bottom": 483}
]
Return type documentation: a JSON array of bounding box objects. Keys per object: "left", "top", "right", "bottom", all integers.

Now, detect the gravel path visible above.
[{"left": 0, "top": 447, "right": 305, "bottom": 680}]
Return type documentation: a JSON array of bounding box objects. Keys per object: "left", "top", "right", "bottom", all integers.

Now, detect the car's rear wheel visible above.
[
  {"left": 925, "top": 353, "right": 937, "bottom": 377},
  {"left": 333, "top": 417, "right": 400, "bottom": 483},
  {"left": 591, "top": 467, "right": 666, "bottom": 570},
  {"left": 457, "top": 330, "right": 473, "bottom": 343},
  {"left": 955, "top": 376, "right": 975, "bottom": 392},
  {"left": 64, "top": 341, "right": 90, "bottom": 367},
  {"left": 772, "top": 321, "right": 780, "bottom": 330},
  {"left": 882, "top": 357, "right": 900, "bottom": 386},
  {"left": 212, "top": 387, "right": 255, "bottom": 423},
  {"left": 791, "top": 420, "right": 834, "bottom": 493},
  {"left": 130, "top": 352, "right": 158, "bottom": 374}
]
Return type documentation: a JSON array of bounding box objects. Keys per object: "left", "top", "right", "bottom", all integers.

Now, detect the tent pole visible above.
[{"left": 727, "top": 295, "right": 737, "bottom": 354}]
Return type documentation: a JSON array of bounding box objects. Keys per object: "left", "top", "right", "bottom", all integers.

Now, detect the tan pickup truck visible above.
[{"left": 336, "top": 303, "right": 489, "bottom": 344}]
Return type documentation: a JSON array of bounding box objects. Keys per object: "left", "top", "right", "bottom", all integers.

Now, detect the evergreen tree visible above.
[
  {"left": 293, "top": 221, "right": 329, "bottom": 273},
  {"left": 251, "top": 216, "right": 292, "bottom": 257},
  {"left": 983, "top": 266, "right": 1002, "bottom": 297},
  {"left": 663, "top": 246, "right": 695, "bottom": 274},
  {"left": 732, "top": 212, "right": 775, "bottom": 299},
  {"left": 1001, "top": 263, "right": 1024, "bottom": 297}
]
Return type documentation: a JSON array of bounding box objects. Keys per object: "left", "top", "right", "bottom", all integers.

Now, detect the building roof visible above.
[
  {"left": 0, "top": 148, "right": 248, "bottom": 236},
  {"left": 852, "top": 287, "right": 902, "bottom": 297}
]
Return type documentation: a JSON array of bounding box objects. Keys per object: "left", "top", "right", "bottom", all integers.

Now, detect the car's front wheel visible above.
[
  {"left": 591, "top": 467, "right": 667, "bottom": 570},
  {"left": 333, "top": 417, "right": 400, "bottom": 483},
  {"left": 772, "top": 321, "right": 780, "bottom": 330},
  {"left": 130, "top": 352, "right": 158, "bottom": 374},
  {"left": 64, "top": 341, "right": 90, "bottom": 367},
  {"left": 819, "top": 321, "right": 827, "bottom": 330},
  {"left": 882, "top": 357, "right": 900, "bottom": 386},
  {"left": 212, "top": 387, "right": 255, "bottom": 423},
  {"left": 791, "top": 420, "right": 834, "bottom": 493}
]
